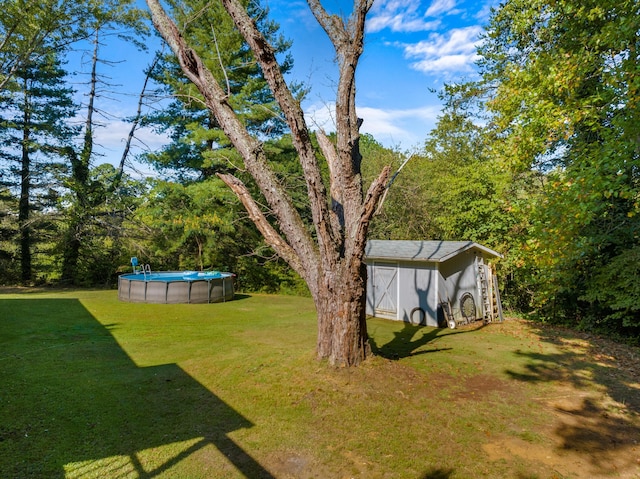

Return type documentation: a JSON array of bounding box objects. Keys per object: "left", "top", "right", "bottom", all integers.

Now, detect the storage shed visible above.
[{"left": 365, "top": 240, "right": 503, "bottom": 328}]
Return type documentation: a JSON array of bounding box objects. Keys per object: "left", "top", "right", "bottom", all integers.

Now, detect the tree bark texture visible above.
[
  {"left": 61, "top": 32, "right": 98, "bottom": 284},
  {"left": 146, "top": 0, "right": 390, "bottom": 366},
  {"left": 19, "top": 83, "right": 32, "bottom": 284}
]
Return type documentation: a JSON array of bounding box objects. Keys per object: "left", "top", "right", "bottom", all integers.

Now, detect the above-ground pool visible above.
[{"left": 118, "top": 271, "right": 234, "bottom": 304}]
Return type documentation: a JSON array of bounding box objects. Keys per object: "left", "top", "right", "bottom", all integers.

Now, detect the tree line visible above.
[{"left": 1, "top": 0, "right": 638, "bottom": 345}]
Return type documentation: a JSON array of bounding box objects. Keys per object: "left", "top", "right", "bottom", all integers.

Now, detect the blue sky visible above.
[
  {"left": 83, "top": 0, "right": 497, "bottom": 170},
  {"left": 267, "top": 0, "right": 496, "bottom": 150}
]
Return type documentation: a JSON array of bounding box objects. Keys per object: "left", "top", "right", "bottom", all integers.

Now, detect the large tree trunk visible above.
[
  {"left": 147, "top": 0, "right": 389, "bottom": 366},
  {"left": 315, "top": 260, "right": 371, "bottom": 365},
  {"left": 61, "top": 219, "right": 81, "bottom": 282},
  {"left": 19, "top": 89, "right": 31, "bottom": 284}
]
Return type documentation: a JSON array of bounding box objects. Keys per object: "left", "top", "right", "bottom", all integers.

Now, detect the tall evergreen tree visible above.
[
  {"left": 142, "top": 0, "right": 297, "bottom": 180},
  {"left": 57, "top": 0, "right": 149, "bottom": 284},
  {"left": 0, "top": 53, "right": 78, "bottom": 283}
]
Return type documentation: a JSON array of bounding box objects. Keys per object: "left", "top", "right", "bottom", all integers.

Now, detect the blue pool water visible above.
[{"left": 120, "top": 271, "right": 232, "bottom": 282}]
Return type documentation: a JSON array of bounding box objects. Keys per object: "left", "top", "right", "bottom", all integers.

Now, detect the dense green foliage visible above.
[
  {"left": 0, "top": 0, "right": 83, "bottom": 89},
  {"left": 479, "top": 0, "right": 640, "bottom": 332},
  {"left": 368, "top": 0, "right": 640, "bottom": 336}
]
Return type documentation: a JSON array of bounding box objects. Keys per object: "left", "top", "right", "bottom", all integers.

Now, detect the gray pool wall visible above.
[{"left": 118, "top": 274, "right": 234, "bottom": 304}]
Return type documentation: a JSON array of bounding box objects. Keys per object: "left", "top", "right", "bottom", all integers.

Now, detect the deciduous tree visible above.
[
  {"left": 476, "top": 0, "right": 640, "bottom": 329},
  {"left": 147, "top": 0, "right": 390, "bottom": 366}
]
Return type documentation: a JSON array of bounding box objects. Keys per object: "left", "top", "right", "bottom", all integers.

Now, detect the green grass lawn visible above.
[{"left": 1, "top": 289, "right": 639, "bottom": 478}]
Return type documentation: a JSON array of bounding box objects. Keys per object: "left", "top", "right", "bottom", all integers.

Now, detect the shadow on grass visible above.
[
  {"left": 232, "top": 293, "right": 253, "bottom": 301},
  {"left": 505, "top": 324, "right": 640, "bottom": 475},
  {"left": 0, "top": 299, "right": 274, "bottom": 478},
  {"left": 369, "top": 320, "right": 485, "bottom": 360},
  {"left": 419, "top": 467, "right": 454, "bottom": 478}
]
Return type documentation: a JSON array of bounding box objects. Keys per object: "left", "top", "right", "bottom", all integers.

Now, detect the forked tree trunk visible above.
[{"left": 147, "top": 0, "right": 388, "bottom": 366}]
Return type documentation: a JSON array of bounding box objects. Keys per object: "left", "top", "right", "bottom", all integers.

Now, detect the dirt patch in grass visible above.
[
  {"left": 451, "top": 373, "right": 519, "bottom": 401},
  {"left": 479, "top": 320, "right": 640, "bottom": 479},
  {"left": 483, "top": 390, "right": 640, "bottom": 478},
  {"left": 266, "top": 451, "right": 317, "bottom": 479},
  {"left": 362, "top": 319, "right": 640, "bottom": 478},
  {"left": 265, "top": 319, "right": 640, "bottom": 479}
]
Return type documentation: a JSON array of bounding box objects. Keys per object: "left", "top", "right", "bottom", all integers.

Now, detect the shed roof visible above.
[{"left": 365, "top": 240, "right": 502, "bottom": 263}]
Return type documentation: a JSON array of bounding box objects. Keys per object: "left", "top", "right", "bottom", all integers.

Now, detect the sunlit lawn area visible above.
[{"left": 1, "top": 289, "right": 639, "bottom": 478}]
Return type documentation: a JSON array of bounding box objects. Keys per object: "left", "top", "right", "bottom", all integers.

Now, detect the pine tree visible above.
[
  {"left": 142, "top": 0, "right": 297, "bottom": 180},
  {"left": 0, "top": 53, "right": 78, "bottom": 283}
]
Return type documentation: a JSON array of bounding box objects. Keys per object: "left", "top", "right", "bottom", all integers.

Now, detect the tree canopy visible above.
[{"left": 436, "top": 0, "right": 640, "bottom": 331}]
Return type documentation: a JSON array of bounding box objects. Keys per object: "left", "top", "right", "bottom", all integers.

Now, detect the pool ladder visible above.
[{"left": 142, "top": 264, "right": 151, "bottom": 279}]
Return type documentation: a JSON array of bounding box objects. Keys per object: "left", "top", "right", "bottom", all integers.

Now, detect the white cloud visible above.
[
  {"left": 412, "top": 54, "right": 477, "bottom": 73},
  {"left": 474, "top": 0, "right": 500, "bottom": 22},
  {"left": 304, "top": 101, "right": 440, "bottom": 149},
  {"left": 367, "top": 0, "right": 441, "bottom": 33},
  {"left": 402, "top": 25, "right": 483, "bottom": 74},
  {"left": 358, "top": 105, "right": 440, "bottom": 147},
  {"left": 92, "top": 120, "right": 170, "bottom": 168},
  {"left": 424, "top": 0, "right": 458, "bottom": 17}
]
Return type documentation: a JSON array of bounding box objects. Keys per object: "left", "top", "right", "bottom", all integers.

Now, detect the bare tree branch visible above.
[
  {"left": 220, "top": 0, "right": 338, "bottom": 263},
  {"left": 218, "top": 173, "right": 305, "bottom": 276},
  {"left": 112, "top": 52, "right": 162, "bottom": 190},
  {"left": 210, "top": 25, "right": 231, "bottom": 96},
  {"left": 146, "top": 0, "right": 320, "bottom": 286},
  {"left": 375, "top": 155, "right": 412, "bottom": 215}
]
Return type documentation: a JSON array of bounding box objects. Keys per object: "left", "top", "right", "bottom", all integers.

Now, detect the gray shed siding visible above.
[
  {"left": 398, "top": 261, "right": 439, "bottom": 326},
  {"left": 366, "top": 260, "right": 440, "bottom": 326},
  {"left": 438, "top": 251, "right": 479, "bottom": 307},
  {"left": 365, "top": 240, "right": 501, "bottom": 327}
]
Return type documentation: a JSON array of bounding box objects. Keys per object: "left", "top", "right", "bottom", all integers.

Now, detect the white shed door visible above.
[{"left": 373, "top": 264, "right": 398, "bottom": 315}]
